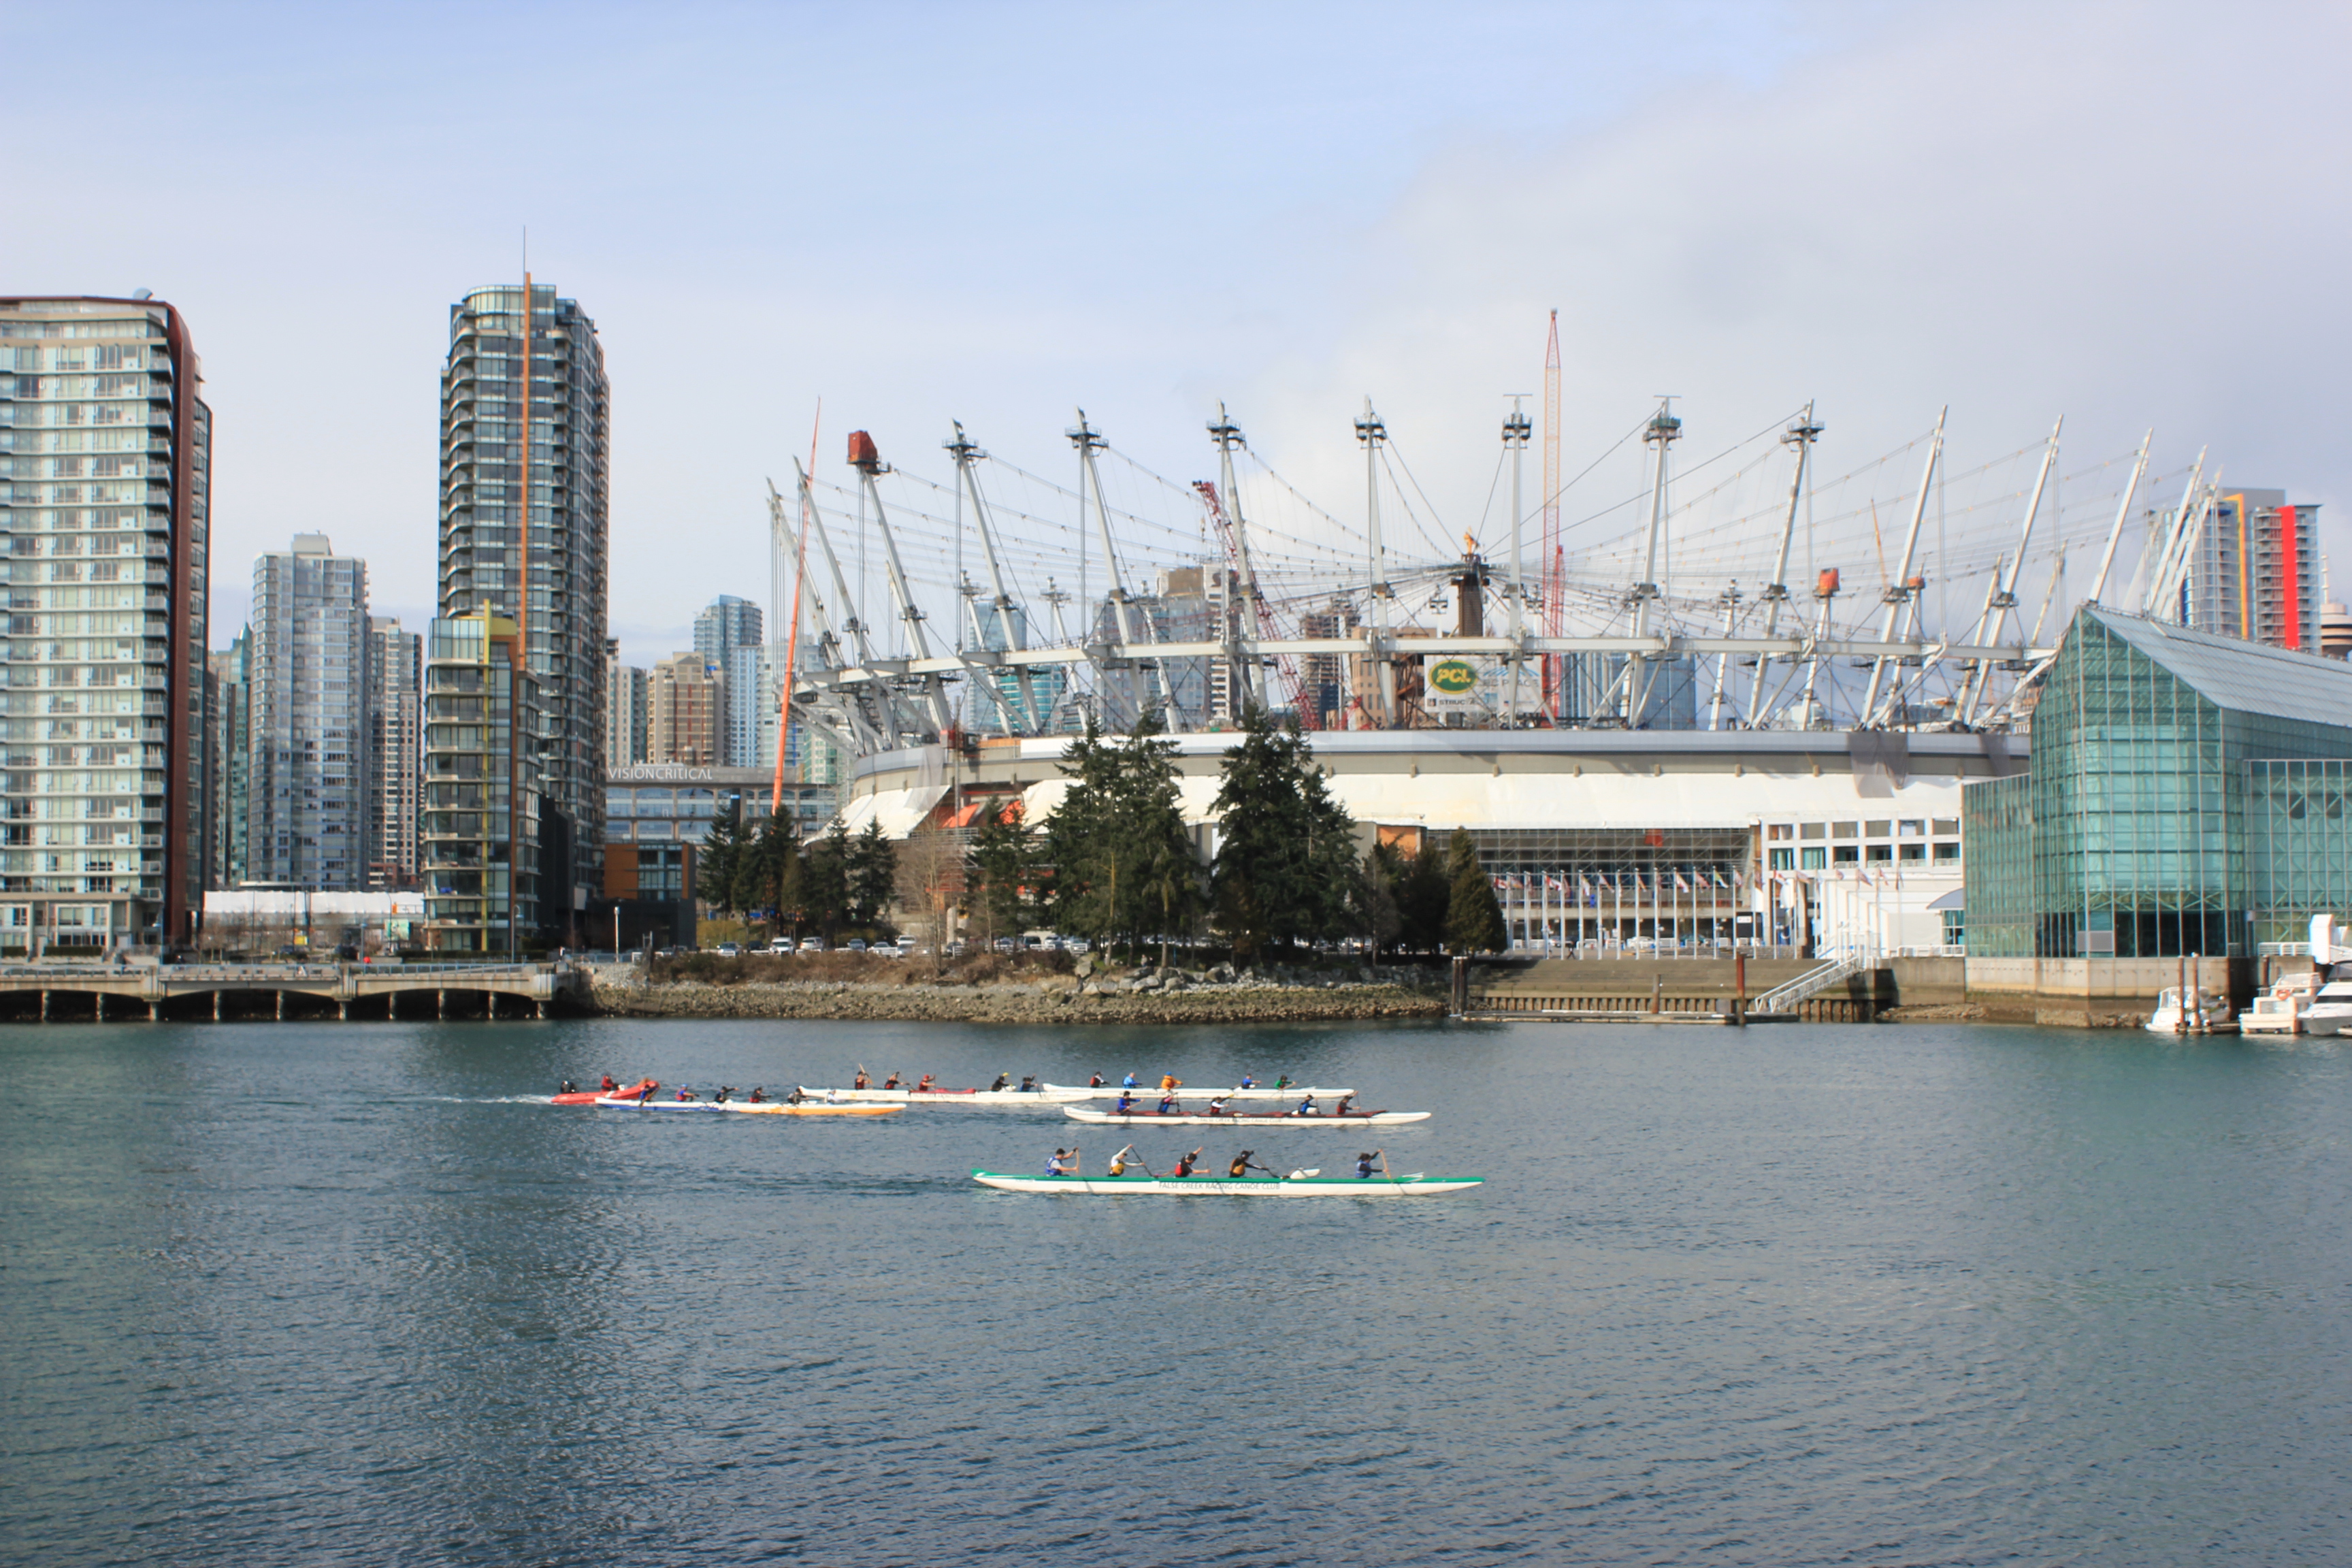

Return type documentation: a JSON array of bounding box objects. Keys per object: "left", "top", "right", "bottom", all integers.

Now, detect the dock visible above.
[{"left": 0, "top": 961, "right": 589, "bottom": 1022}]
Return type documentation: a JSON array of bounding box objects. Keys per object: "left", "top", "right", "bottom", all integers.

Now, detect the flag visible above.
[{"left": 1675, "top": 870, "right": 1691, "bottom": 892}]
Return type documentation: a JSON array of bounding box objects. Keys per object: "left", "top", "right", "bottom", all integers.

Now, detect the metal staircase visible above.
[{"left": 1755, "top": 951, "right": 1869, "bottom": 1014}]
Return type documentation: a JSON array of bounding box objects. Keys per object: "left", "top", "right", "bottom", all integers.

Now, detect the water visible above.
[{"left": 3, "top": 1017, "right": 2348, "bottom": 1566}]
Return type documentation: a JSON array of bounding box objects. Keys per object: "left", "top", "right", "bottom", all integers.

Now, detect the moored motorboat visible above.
[
  {"left": 553, "top": 1077, "right": 655, "bottom": 1105},
  {"left": 2298, "top": 980, "right": 2352, "bottom": 1038},
  {"left": 972, "top": 1169, "right": 1477, "bottom": 1196},
  {"left": 1041, "top": 1082, "right": 1356, "bottom": 1100},
  {"left": 2144, "top": 986, "right": 2237, "bottom": 1034},
  {"left": 1061, "top": 1106, "right": 1429, "bottom": 1127}
]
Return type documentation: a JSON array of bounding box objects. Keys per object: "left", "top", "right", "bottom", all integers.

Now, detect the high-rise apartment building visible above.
[
  {"left": 649, "top": 651, "right": 721, "bottom": 766},
  {"left": 248, "top": 534, "right": 372, "bottom": 890},
  {"left": 436, "top": 280, "right": 607, "bottom": 933},
  {"left": 603, "top": 638, "right": 648, "bottom": 770},
  {"left": 725, "top": 642, "right": 776, "bottom": 773},
  {"left": 2187, "top": 488, "right": 2323, "bottom": 654},
  {"left": 0, "top": 295, "right": 211, "bottom": 952},
  {"left": 367, "top": 616, "right": 421, "bottom": 888},
  {"left": 693, "top": 594, "right": 762, "bottom": 667},
  {"left": 206, "top": 629, "right": 251, "bottom": 887},
  {"left": 421, "top": 610, "right": 542, "bottom": 952}
]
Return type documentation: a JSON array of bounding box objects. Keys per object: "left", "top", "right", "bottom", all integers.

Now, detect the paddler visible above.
[
  {"left": 1090, "top": 1073, "right": 1107, "bottom": 1088},
  {"left": 1160, "top": 1074, "right": 1181, "bottom": 1093},
  {"left": 1171, "top": 1147, "right": 1203, "bottom": 1177},
  {"left": 1107, "top": 1144, "right": 1136, "bottom": 1177},
  {"left": 1019, "top": 1075, "right": 1037, "bottom": 1094},
  {"left": 1156, "top": 1092, "right": 1180, "bottom": 1115},
  {"left": 1333, "top": 1093, "right": 1356, "bottom": 1116},
  {"left": 883, "top": 1071, "right": 902, "bottom": 1090},
  {"left": 1239, "top": 1073, "right": 1256, "bottom": 1089},
  {"left": 853, "top": 1068, "right": 871, "bottom": 1090},
  {"left": 600, "top": 1075, "right": 619, "bottom": 1093},
  {"left": 1122, "top": 1072, "right": 1139, "bottom": 1089},
  {"left": 713, "top": 1085, "right": 732, "bottom": 1103},
  {"left": 748, "top": 1086, "right": 768, "bottom": 1103},
  {"left": 1227, "top": 1149, "right": 1256, "bottom": 1178},
  {"left": 559, "top": 1079, "right": 578, "bottom": 1096},
  {"left": 915, "top": 1073, "right": 937, "bottom": 1094},
  {"left": 1044, "top": 1147, "right": 1077, "bottom": 1178},
  {"left": 1275, "top": 1075, "right": 1291, "bottom": 1091},
  {"left": 1115, "top": 1090, "right": 1137, "bottom": 1114},
  {"left": 785, "top": 1086, "right": 806, "bottom": 1106},
  {"left": 1295, "top": 1092, "right": 1318, "bottom": 1116},
  {"left": 675, "top": 1087, "right": 696, "bottom": 1101},
  {"left": 1356, "top": 1150, "right": 1381, "bottom": 1180},
  {"left": 990, "top": 1073, "right": 1011, "bottom": 1092},
  {"left": 1205, "top": 1094, "right": 1230, "bottom": 1115}
]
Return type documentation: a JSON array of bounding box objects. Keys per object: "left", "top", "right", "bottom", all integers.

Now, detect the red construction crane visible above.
[{"left": 1193, "top": 479, "right": 1316, "bottom": 729}]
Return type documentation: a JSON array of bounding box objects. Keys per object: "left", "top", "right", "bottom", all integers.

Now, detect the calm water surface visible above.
[{"left": 3, "top": 1017, "right": 2347, "bottom": 1565}]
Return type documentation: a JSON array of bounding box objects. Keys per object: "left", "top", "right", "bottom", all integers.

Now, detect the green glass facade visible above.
[{"left": 1964, "top": 606, "right": 2352, "bottom": 957}]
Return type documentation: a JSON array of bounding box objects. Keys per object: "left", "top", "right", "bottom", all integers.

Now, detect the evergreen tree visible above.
[
  {"left": 1043, "top": 714, "right": 1196, "bottom": 954},
  {"left": 964, "top": 801, "right": 1036, "bottom": 945},
  {"left": 1443, "top": 828, "right": 1508, "bottom": 954},
  {"left": 800, "top": 820, "right": 853, "bottom": 938},
  {"left": 1362, "top": 839, "right": 1407, "bottom": 959},
  {"left": 1398, "top": 841, "right": 1451, "bottom": 953},
  {"left": 741, "top": 811, "right": 800, "bottom": 930},
  {"left": 699, "top": 796, "right": 747, "bottom": 917},
  {"left": 847, "top": 819, "right": 900, "bottom": 935},
  {"left": 1209, "top": 705, "right": 1358, "bottom": 962}
]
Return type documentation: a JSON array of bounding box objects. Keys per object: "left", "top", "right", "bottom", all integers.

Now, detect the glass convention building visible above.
[{"left": 1964, "top": 604, "right": 2352, "bottom": 958}]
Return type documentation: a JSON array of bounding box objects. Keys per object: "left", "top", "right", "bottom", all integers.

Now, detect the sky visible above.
[{"left": 7, "top": 0, "right": 2348, "bottom": 665}]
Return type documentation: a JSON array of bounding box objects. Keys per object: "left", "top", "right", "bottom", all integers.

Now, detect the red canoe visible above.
[{"left": 553, "top": 1078, "right": 655, "bottom": 1105}]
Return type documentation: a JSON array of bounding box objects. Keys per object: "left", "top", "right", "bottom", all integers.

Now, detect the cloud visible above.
[{"left": 1243, "top": 0, "right": 2352, "bottom": 612}]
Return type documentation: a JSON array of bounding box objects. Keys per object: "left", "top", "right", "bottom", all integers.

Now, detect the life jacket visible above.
[{"left": 1228, "top": 1157, "right": 1250, "bottom": 1177}]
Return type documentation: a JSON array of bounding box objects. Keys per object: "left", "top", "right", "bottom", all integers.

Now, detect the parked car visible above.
[
  {"left": 715, "top": 943, "right": 741, "bottom": 958},
  {"left": 874, "top": 943, "right": 904, "bottom": 959},
  {"left": 800, "top": 938, "right": 826, "bottom": 953},
  {"left": 1061, "top": 936, "right": 1090, "bottom": 955},
  {"left": 993, "top": 936, "right": 1016, "bottom": 954},
  {"left": 769, "top": 937, "right": 795, "bottom": 954},
  {"left": 844, "top": 938, "right": 868, "bottom": 953}
]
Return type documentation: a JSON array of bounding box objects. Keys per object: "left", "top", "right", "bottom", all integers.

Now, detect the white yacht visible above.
[
  {"left": 2239, "top": 970, "right": 2320, "bottom": 1036},
  {"left": 2298, "top": 981, "right": 2352, "bottom": 1038}
]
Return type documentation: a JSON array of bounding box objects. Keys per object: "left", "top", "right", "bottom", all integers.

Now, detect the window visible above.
[
  {"left": 1899, "top": 820, "right": 1925, "bottom": 836},
  {"left": 1864, "top": 819, "right": 1891, "bottom": 838},
  {"left": 1831, "top": 846, "right": 1859, "bottom": 864},
  {"left": 1899, "top": 843, "right": 1926, "bottom": 861},
  {"left": 1799, "top": 848, "right": 1826, "bottom": 870},
  {"left": 1865, "top": 845, "right": 1893, "bottom": 862},
  {"left": 1931, "top": 819, "right": 1958, "bottom": 836},
  {"left": 1831, "top": 821, "right": 1857, "bottom": 839},
  {"left": 1933, "top": 843, "right": 1959, "bottom": 862},
  {"left": 1799, "top": 823, "right": 1825, "bottom": 840}
]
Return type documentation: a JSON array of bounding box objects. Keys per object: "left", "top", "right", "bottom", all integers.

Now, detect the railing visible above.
[{"left": 1755, "top": 952, "right": 1867, "bottom": 1013}]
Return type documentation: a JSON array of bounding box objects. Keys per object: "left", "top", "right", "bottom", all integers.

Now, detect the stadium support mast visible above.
[
  {"left": 1961, "top": 416, "right": 2061, "bottom": 725},
  {"left": 1750, "top": 406, "right": 1822, "bottom": 726},
  {"left": 1861, "top": 407, "right": 1946, "bottom": 727},
  {"left": 2089, "top": 430, "right": 2153, "bottom": 606},
  {"left": 1355, "top": 399, "right": 1394, "bottom": 727},
  {"left": 1207, "top": 405, "right": 1266, "bottom": 715},
  {"left": 1503, "top": 397, "right": 1533, "bottom": 723},
  {"left": 1541, "top": 311, "right": 1563, "bottom": 720},
  {"left": 947, "top": 423, "right": 1043, "bottom": 734},
  {"left": 1620, "top": 397, "right": 1681, "bottom": 723}
]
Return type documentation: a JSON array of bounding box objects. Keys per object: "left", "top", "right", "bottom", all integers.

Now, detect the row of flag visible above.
[{"left": 1486, "top": 867, "right": 1912, "bottom": 896}]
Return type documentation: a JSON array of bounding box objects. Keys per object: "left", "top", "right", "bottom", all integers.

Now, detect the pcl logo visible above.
[{"left": 1427, "top": 658, "right": 1480, "bottom": 696}]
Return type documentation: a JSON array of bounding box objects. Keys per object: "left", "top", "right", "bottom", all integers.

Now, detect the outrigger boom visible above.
[{"left": 973, "top": 1170, "right": 1479, "bottom": 1196}]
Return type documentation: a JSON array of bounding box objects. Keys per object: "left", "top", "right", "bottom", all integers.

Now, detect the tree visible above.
[
  {"left": 739, "top": 810, "right": 800, "bottom": 934},
  {"left": 964, "top": 800, "right": 1036, "bottom": 947},
  {"left": 1395, "top": 839, "right": 1451, "bottom": 954},
  {"left": 800, "top": 821, "right": 853, "bottom": 938},
  {"left": 1043, "top": 713, "right": 1197, "bottom": 956},
  {"left": 1443, "top": 828, "right": 1507, "bottom": 955},
  {"left": 1209, "top": 705, "right": 1360, "bottom": 962},
  {"left": 847, "top": 819, "right": 900, "bottom": 935},
  {"left": 700, "top": 796, "right": 748, "bottom": 917},
  {"left": 1361, "top": 839, "right": 1407, "bottom": 960}
]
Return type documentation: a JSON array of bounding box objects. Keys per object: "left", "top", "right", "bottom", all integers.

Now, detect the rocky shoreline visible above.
[{"left": 587, "top": 962, "right": 1448, "bottom": 1025}]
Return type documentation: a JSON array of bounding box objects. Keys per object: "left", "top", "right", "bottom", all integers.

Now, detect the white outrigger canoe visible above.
[
  {"left": 798, "top": 1085, "right": 1087, "bottom": 1106},
  {"left": 1063, "top": 1106, "right": 1429, "bottom": 1127},
  {"left": 973, "top": 1169, "right": 1480, "bottom": 1197},
  {"left": 1042, "top": 1082, "right": 1356, "bottom": 1100},
  {"left": 595, "top": 1096, "right": 898, "bottom": 1116}
]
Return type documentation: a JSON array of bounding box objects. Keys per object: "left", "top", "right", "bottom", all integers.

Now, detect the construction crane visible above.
[{"left": 1192, "top": 478, "right": 1316, "bottom": 728}]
